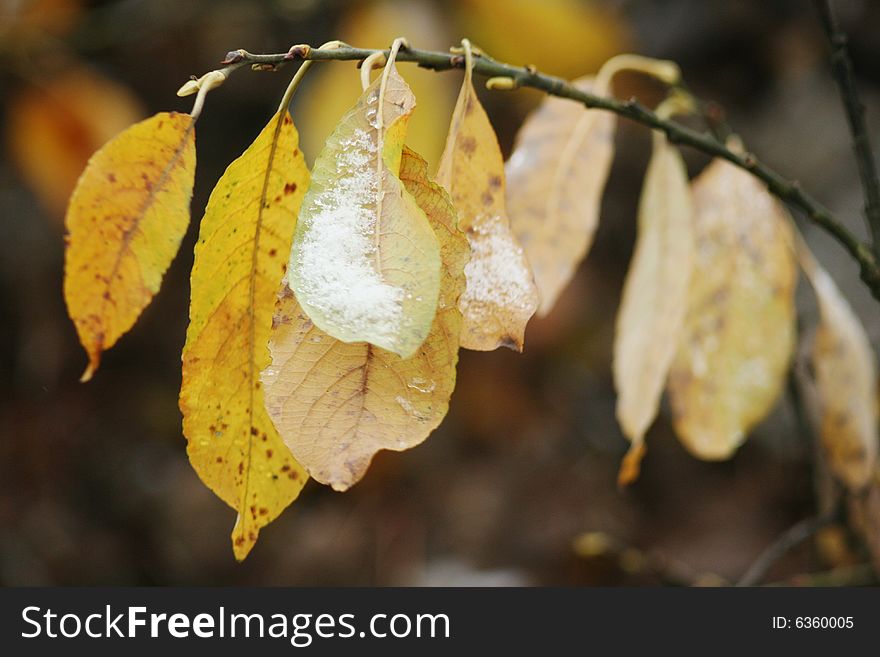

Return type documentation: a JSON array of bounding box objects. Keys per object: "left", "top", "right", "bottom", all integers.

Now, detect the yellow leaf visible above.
[
  {"left": 507, "top": 76, "right": 616, "bottom": 316},
  {"left": 453, "top": 0, "right": 630, "bottom": 81},
  {"left": 436, "top": 53, "right": 539, "bottom": 351},
  {"left": 289, "top": 63, "right": 441, "bottom": 359},
  {"left": 263, "top": 147, "right": 468, "bottom": 491},
  {"left": 666, "top": 157, "right": 797, "bottom": 460},
  {"left": 180, "top": 110, "right": 309, "bottom": 560},
  {"left": 63, "top": 111, "right": 195, "bottom": 381},
  {"left": 797, "top": 240, "right": 878, "bottom": 491},
  {"left": 1, "top": 0, "right": 82, "bottom": 41},
  {"left": 296, "top": 0, "right": 457, "bottom": 169},
  {"left": 614, "top": 133, "right": 693, "bottom": 478},
  {"left": 7, "top": 66, "right": 144, "bottom": 218}
]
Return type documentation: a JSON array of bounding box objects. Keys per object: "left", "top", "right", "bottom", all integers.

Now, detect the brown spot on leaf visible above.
[
  {"left": 460, "top": 136, "right": 477, "bottom": 155},
  {"left": 284, "top": 182, "right": 297, "bottom": 195}
]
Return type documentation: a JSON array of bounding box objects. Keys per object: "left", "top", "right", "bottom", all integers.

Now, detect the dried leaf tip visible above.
[
  {"left": 617, "top": 443, "right": 646, "bottom": 487},
  {"left": 79, "top": 357, "right": 99, "bottom": 383}
]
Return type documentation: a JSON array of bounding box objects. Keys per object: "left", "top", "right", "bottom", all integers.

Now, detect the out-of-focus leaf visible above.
[
  {"left": 297, "top": 0, "right": 456, "bottom": 169},
  {"left": 0, "top": 0, "right": 82, "bottom": 40},
  {"left": 666, "top": 157, "right": 797, "bottom": 460},
  {"left": 7, "top": 67, "right": 144, "bottom": 217},
  {"left": 507, "top": 76, "right": 615, "bottom": 316},
  {"left": 264, "top": 147, "right": 468, "bottom": 491},
  {"left": 180, "top": 110, "right": 309, "bottom": 561},
  {"left": 613, "top": 133, "right": 693, "bottom": 483},
  {"left": 454, "top": 0, "right": 629, "bottom": 80},
  {"left": 289, "top": 63, "right": 440, "bottom": 359},
  {"left": 797, "top": 239, "right": 878, "bottom": 491},
  {"left": 850, "top": 470, "right": 880, "bottom": 575},
  {"left": 63, "top": 111, "right": 195, "bottom": 381},
  {"left": 436, "top": 53, "right": 538, "bottom": 351}
]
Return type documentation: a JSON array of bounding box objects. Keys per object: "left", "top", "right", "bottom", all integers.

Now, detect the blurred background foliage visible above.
[{"left": 1, "top": 0, "right": 879, "bottom": 585}]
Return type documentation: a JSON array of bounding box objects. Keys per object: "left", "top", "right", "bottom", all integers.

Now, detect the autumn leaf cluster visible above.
[{"left": 62, "top": 44, "right": 879, "bottom": 559}]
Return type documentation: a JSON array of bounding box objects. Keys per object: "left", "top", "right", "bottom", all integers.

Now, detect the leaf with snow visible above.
[
  {"left": 263, "top": 147, "right": 468, "bottom": 491},
  {"left": 666, "top": 157, "right": 797, "bottom": 460},
  {"left": 436, "top": 52, "right": 538, "bottom": 351},
  {"left": 613, "top": 133, "right": 693, "bottom": 484},
  {"left": 506, "top": 76, "right": 616, "bottom": 316},
  {"left": 288, "top": 62, "right": 441, "bottom": 359},
  {"left": 797, "top": 238, "right": 878, "bottom": 492}
]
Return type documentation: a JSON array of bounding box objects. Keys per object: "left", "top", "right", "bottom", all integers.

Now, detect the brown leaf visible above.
[
  {"left": 506, "top": 77, "right": 616, "bottom": 316},
  {"left": 614, "top": 133, "right": 693, "bottom": 477},
  {"left": 666, "top": 157, "right": 797, "bottom": 460},
  {"left": 436, "top": 52, "right": 538, "bottom": 351},
  {"left": 797, "top": 238, "right": 878, "bottom": 491}
]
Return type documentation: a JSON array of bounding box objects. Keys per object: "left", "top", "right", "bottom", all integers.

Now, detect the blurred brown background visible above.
[{"left": 1, "top": 0, "right": 878, "bottom": 585}]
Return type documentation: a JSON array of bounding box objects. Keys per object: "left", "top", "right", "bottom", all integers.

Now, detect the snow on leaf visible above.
[
  {"left": 263, "top": 147, "right": 468, "bottom": 491},
  {"left": 288, "top": 63, "right": 441, "bottom": 359},
  {"left": 436, "top": 52, "right": 538, "bottom": 351}
]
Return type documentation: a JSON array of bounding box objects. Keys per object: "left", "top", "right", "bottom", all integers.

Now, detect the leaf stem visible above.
[
  {"left": 277, "top": 40, "right": 346, "bottom": 114},
  {"left": 197, "top": 42, "right": 880, "bottom": 301}
]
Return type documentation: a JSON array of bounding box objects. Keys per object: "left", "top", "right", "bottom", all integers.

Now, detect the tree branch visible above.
[
  {"left": 735, "top": 510, "right": 839, "bottom": 587},
  {"left": 814, "top": 0, "right": 880, "bottom": 260},
  {"left": 215, "top": 43, "right": 880, "bottom": 300}
]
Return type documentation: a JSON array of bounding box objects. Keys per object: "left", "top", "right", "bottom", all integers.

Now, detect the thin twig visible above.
[
  {"left": 736, "top": 511, "right": 839, "bottom": 586},
  {"left": 768, "top": 562, "right": 878, "bottom": 587},
  {"left": 211, "top": 43, "right": 880, "bottom": 300},
  {"left": 814, "top": 0, "right": 880, "bottom": 259}
]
